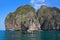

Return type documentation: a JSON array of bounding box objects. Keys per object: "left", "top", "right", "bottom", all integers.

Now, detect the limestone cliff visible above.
[
  {"left": 37, "top": 5, "right": 60, "bottom": 30},
  {"left": 5, "top": 5, "right": 60, "bottom": 31},
  {"left": 5, "top": 5, "right": 40, "bottom": 31}
]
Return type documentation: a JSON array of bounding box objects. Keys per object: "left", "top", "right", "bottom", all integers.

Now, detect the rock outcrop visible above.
[
  {"left": 5, "top": 5, "right": 60, "bottom": 31},
  {"left": 5, "top": 5, "right": 40, "bottom": 31},
  {"left": 37, "top": 5, "right": 60, "bottom": 30}
]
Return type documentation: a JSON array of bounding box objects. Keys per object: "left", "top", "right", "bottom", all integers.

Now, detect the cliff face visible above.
[
  {"left": 37, "top": 5, "right": 60, "bottom": 30},
  {"left": 5, "top": 5, "right": 40, "bottom": 31},
  {"left": 5, "top": 5, "right": 60, "bottom": 31}
]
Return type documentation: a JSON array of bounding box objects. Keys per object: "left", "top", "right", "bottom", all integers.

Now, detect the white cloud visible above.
[
  {"left": 38, "top": 0, "right": 45, "bottom": 3},
  {"left": 30, "top": 0, "right": 45, "bottom": 4},
  {"left": 34, "top": 3, "right": 45, "bottom": 10},
  {"left": 30, "top": 0, "right": 35, "bottom": 4},
  {"left": 34, "top": 4, "right": 41, "bottom": 10},
  {"left": 30, "top": 0, "right": 46, "bottom": 10}
]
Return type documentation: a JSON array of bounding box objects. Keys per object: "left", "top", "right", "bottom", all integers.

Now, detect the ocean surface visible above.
[{"left": 0, "top": 31, "right": 60, "bottom": 40}]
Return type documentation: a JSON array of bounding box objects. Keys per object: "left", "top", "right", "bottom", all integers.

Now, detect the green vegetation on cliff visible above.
[
  {"left": 5, "top": 5, "right": 37, "bottom": 30},
  {"left": 5, "top": 5, "right": 60, "bottom": 31},
  {"left": 37, "top": 5, "right": 60, "bottom": 30}
]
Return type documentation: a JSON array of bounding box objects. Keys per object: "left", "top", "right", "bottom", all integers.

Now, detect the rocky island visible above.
[{"left": 5, "top": 5, "right": 60, "bottom": 33}]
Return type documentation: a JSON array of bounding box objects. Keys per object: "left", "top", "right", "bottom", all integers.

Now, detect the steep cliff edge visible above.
[
  {"left": 37, "top": 5, "right": 60, "bottom": 30},
  {"left": 5, "top": 5, "right": 60, "bottom": 31},
  {"left": 5, "top": 5, "right": 40, "bottom": 31}
]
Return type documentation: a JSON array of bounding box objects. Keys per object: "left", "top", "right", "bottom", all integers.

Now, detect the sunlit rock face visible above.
[
  {"left": 5, "top": 5, "right": 60, "bottom": 31},
  {"left": 5, "top": 5, "right": 41, "bottom": 31}
]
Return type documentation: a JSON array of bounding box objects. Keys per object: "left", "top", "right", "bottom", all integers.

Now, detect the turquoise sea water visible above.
[{"left": 0, "top": 31, "right": 60, "bottom": 40}]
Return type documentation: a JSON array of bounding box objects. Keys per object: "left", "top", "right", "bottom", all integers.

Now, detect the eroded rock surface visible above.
[
  {"left": 37, "top": 5, "right": 60, "bottom": 30},
  {"left": 5, "top": 5, "right": 60, "bottom": 31},
  {"left": 5, "top": 5, "right": 40, "bottom": 31}
]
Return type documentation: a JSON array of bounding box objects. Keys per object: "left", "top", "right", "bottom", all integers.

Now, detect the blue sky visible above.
[{"left": 0, "top": 0, "right": 60, "bottom": 30}]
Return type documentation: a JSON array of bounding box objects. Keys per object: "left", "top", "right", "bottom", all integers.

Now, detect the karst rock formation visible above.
[{"left": 5, "top": 5, "right": 60, "bottom": 31}]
